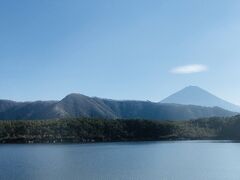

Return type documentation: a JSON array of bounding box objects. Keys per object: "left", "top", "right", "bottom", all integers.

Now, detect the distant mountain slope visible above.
[
  {"left": 0, "top": 101, "right": 58, "bottom": 120},
  {"left": 161, "top": 86, "right": 240, "bottom": 112},
  {"left": 0, "top": 93, "right": 237, "bottom": 120},
  {"left": 0, "top": 100, "right": 18, "bottom": 113},
  {"left": 102, "top": 99, "right": 235, "bottom": 120}
]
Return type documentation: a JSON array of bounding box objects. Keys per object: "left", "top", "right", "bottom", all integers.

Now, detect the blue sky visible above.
[{"left": 1, "top": 0, "right": 240, "bottom": 104}]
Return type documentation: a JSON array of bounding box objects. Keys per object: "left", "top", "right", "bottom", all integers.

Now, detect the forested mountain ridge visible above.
[{"left": 0, "top": 93, "right": 237, "bottom": 120}]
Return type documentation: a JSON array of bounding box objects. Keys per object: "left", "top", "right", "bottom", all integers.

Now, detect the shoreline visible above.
[{"left": 0, "top": 138, "right": 239, "bottom": 144}]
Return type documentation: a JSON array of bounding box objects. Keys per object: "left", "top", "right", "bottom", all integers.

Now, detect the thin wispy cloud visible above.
[{"left": 170, "top": 64, "right": 208, "bottom": 74}]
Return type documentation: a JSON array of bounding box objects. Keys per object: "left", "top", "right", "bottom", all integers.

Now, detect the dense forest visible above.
[{"left": 1, "top": 116, "right": 240, "bottom": 143}]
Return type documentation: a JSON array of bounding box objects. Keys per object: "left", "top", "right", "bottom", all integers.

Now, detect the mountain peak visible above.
[
  {"left": 184, "top": 85, "right": 202, "bottom": 89},
  {"left": 62, "top": 93, "right": 89, "bottom": 100},
  {"left": 161, "top": 86, "right": 240, "bottom": 112},
  {"left": 182, "top": 85, "right": 208, "bottom": 91},
  {"left": 178, "top": 86, "right": 216, "bottom": 97}
]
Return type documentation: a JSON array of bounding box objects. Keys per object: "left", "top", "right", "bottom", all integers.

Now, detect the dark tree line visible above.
[{"left": 0, "top": 116, "right": 240, "bottom": 143}]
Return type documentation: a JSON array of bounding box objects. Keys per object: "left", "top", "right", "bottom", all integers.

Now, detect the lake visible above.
[{"left": 0, "top": 141, "right": 240, "bottom": 180}]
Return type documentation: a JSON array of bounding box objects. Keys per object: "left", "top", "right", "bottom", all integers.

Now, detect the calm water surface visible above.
[{"left": 0, "top": 141, "right": 240, "bottom": 180}]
